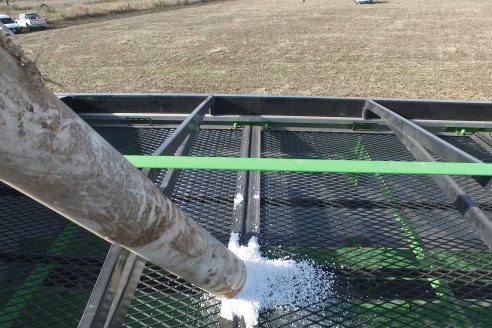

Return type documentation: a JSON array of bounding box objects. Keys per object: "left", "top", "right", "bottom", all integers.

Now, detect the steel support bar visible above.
[
  {"left": 245, "top": 126, "right": 262, "bottom": 243},
  {"left": 80, "top": 102, "right": 210, "bottom": 327},
  {"left": 143, "top": 95, "right": 213, "bottom": 182},
  {"left": 365, "top": 97, "right": 492, "bottom": 249},
  {"left": 78, "top": 112, "right": 492, "bottom": 130},
  {"left": 475, "top": 132, "right": 492, "bottom": 149},
  {"left": 101, "top": 252, "right": 146, "bottom": 328},
  {"left": 364, "top": 100, "right": 482, "bottom": 163},
  {"left": 470, "top": 133, "right": 492, "bottom": 155},
  {"left": 159, "top": 132, "right": 198, "bottom": 195},
  {"left": 364, "top": 100, "right": 492, "bottom": 190},
  {"left": 227, "top": 126, "right": 261, "bottom": 328},
  {"left": 151, "top": 95, "right": 213, "bottom": 155},
  {"left": 79, "top": 247, "right": 146, "bottom": 328},
  {"left": 391, "top": 129, "right": 492, "bottom": 251},
  {"left": 79, "top": 246, "right": 123, "bottom": 328},
  {"left": 230, "top": 126, "right": 251, "bottom": 242},
  {"left": 219, "top": 126, "right": 252, "bottom": 328}
]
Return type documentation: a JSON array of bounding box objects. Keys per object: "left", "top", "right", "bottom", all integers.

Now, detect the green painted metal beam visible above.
[{"left": 124, "top": 156, "right": 492, "bottom": 176}]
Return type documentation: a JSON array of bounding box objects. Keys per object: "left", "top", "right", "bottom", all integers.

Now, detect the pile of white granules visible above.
[{"left": 220, "top": 233, "right": 332, "bottom": 327}]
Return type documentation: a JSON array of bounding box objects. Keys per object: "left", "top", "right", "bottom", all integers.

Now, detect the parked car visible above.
[
  {"left": 0, "top": 22, "right": 14, "bottom": 36},
  {"left": 0, "top": 14, "right": 22, "bottom": 34},
  {"left": 16, "top": 12, "right": 47, "bottom": 31},
  {"left": 355, "top": 0, "right": 374, "bottom": 3}
]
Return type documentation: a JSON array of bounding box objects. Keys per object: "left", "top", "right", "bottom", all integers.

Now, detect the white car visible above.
[
  {"left": 355, "top": 0, "right": 374, "bottom": 3},
  {"left": 0, "top": 14, "right": 22, "bottom": 34},
  {"left": 16, "top": 12, "right": 48, "bottom": 31}
]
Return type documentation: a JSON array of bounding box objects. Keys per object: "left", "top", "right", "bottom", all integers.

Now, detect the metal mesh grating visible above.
[
  {"left": 95, "top": 127, "right": 175, "bottom": 186},
  {"left": 4, "top": 121, "right": 492, "bottom": 327},
  {"left": 261, "top": 130, "right": 413, "bottom": 161},
  {"left": 0, "top": 127, "right": 171, "bottom": 327},
  {"left": 258, "top": 130, "right": 492, "bottom": 327},
  {"left": 124, "top": 128, "right": 242, "bottom": 327},
  {"left": 439, "top": 136, "right": 492, "bottom": 213},
  {"left": 441, "top": 135, "right": 492, "bottom": 163},
  {"left": 94, "top": 127, "right": 174, "bottom": 155},
  {"left": 0, "top": 183, "right": 109, "bottom": 328}
]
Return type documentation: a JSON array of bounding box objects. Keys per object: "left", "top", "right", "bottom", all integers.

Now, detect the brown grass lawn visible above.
[{"left": 14, "top": 0, "right": 492, "bottom": 100}]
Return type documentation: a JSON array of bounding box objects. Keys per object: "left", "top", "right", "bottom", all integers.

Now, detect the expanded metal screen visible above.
[
  {"left": 259, "top": 131, "right": 492, "bottom": 327},
  {"left": 94, "top": 127, "right": 175, "bottom": 156},
  {"left": 0, "top": 184, "right": 109, "bottom": 328},
  {"left": 113, "top": 128, "right": 492, "bottom": 328},
  {"left": 3, "top": 96, "right": 492, "bottom": 328}
]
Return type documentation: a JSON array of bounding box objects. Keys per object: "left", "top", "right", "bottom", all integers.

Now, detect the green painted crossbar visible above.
[{"left": 124, "top": 156, "right": 492, "bottom": 176}]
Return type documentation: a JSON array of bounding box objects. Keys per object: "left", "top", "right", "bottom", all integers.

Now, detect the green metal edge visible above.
[{"left": 124, "top": 156, "right": 492, "bottom": 176}]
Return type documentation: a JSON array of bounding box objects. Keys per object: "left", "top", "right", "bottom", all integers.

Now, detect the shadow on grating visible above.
[
  {"left": 438, "top": 136, "right": 492, "bottom": 213},
  {"left": 0, "top": 183, "right": 109, "bottom": 328},
  {"left": 124, "top": 129, "right": 242, "bottom": 327},
  {"left": 94, "top": 127, "right": 175, "bottom": 156},
  {"left": 258, "top": 130, "right": 492, "bottom": 327},
  {"left": 0, "top": 126, "right": 173, "bottom": 327},
  {"left": 172, "top": 129, "right": 242, "bottom": 244},
  {"left": 441, "top": 136, "right": 492, "bottom": 163}
]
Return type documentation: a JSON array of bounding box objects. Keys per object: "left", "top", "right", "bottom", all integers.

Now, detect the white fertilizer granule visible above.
[
  {"left": 220, "top": 233, "right": 332, "bottom": 327},
  {"left": 233, "top": 193, "right": 244, "bottom": 208}
]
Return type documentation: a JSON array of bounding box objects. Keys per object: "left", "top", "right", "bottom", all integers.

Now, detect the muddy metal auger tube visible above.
[{"left": 0, "top": 32, "right": 246, "bottom": 298}]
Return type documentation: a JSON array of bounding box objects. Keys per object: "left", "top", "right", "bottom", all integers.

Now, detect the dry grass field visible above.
[
  {"left": 12, "top": 0, "right": 492, "bottom": 100},
  {"left": 1, "top": 0, "right": 216, "bottom": 24}
]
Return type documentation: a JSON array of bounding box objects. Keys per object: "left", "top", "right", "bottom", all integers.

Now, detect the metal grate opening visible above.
[
  {"left": 258, "top": 130, "right": 492, "bottom": 327},
  {"left": 124, "top": 129, "right": 243, "bottom": 327}
]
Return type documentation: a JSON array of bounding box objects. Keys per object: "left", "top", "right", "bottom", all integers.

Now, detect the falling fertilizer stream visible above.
[{"left": 220, "top": 233, "right": 333, "bottom": 327}]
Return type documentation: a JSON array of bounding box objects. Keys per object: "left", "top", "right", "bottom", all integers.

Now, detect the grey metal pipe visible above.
[{"left": 0, "top": 32, "right": 246, "bottom": 298}]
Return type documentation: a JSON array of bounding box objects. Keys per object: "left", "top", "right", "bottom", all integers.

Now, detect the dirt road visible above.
[{"left": 16, "top": 0, "right": 492, "bottom": 100}]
